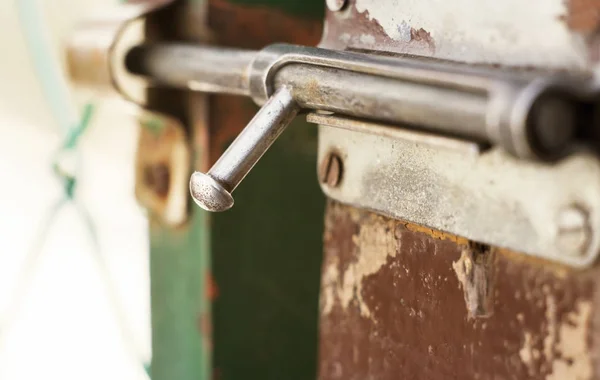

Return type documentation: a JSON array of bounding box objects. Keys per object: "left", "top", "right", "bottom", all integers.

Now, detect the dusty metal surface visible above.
[
  {"left": 319, "top": 202, "right": 599, "bottom": 380},
  {"left": 317, "top": 117, "right": 600, "bottom": 267},
  {"left": 320, "top": 0, "right": 597, "bottom": 69},
  {"left": 126, "top": 44, "right": 255, "bottom": 96}
]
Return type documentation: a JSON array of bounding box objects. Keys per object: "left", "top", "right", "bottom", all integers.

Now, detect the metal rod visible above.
[
  {"left": 126, "top": 43, "right": 579, "bottom": 160},
  {"left": 126, "top": 44, "right": 255, "bottom": 96},
  {"left": 274, "top": 64, "right": 490, "bottom": 142},
  {"left": 189, "top": 86, "right": 299, "bottom": 211}
]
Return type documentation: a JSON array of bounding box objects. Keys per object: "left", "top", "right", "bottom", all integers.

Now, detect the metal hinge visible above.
[{"left": 67, "top": 18, "right": 600, "bottom": 266}]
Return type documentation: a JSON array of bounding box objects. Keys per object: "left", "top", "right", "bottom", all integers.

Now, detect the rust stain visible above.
[
  {"left": 319, "top": 202, "right": 599, "bottom": 380},
  {"left": 410, "top": 27, "right": 436, "bottom": 50},
  {"left": 135, "top": 112, "right": 190, "bottom": 226},
  {"left": 403, "top": 222, "right": 469, "bottom": 245},
  {"left": 320, "top": 0, "right": 435, "bottom": 55},
  {"left": 561, "top": 0, "right": 600, "bottom": 34},
  {"left": 143, "top": 163, "right": 170, "bottom": 198},
  {"left": 206, "top": 273, "right": 219, "bottom": 301},
  {"left": 560, "top": 0, "right": 600, "bottom": 62}
]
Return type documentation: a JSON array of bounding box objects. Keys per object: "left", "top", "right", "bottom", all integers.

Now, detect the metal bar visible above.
[
  {"left": 275, "top": 64, "right": 489, "bottom": 142},
  {"left": 126, "top": 42, "right": 583, "bottom": 161},
  {"left": 126, "top": 44, "right": 254, "bottom": 96}
]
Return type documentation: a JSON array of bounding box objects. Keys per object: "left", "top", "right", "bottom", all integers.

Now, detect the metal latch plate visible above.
[{"left": 315, "top": 113, "right": 600, "bottom": 267}]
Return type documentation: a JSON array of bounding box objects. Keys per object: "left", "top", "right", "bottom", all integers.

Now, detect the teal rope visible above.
[
  {"left": 1, "top": 103, "right": 150, "bottom": 378},
  {"left": 51, "top": 103, "right": 95, "bottom": 199},
  {"left": 10, "top": 0, "right": 151, "bottom": 375},
  {"left": 0, "top": 99, "right": 91, "bottom": 345},
  {"left": 15, "top": 0, "right": 76, "bottom": 133},
  {"left": 0, "top": 199, "right": 68, "bottom": 345}
]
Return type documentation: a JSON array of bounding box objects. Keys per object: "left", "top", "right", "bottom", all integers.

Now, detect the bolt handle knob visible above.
[{"left": 189, "top": 172, "right": 235, "bottom": 212}]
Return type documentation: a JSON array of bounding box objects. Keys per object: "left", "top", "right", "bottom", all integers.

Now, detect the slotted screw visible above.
[
  {"left": 556, "top": 205, "right": 591, "bottom": 256},
  {"left": 319, "top": 151, "right": 343, "bottom": 187}
]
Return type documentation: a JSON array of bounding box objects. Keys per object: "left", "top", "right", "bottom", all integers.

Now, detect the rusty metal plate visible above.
[
  {"left": 316, "top": 116, "right": 600, "bottom": 267},
  {"left": 318, "top": 202, "right": 599, "bottom": 380},
  {"left": 135, "top": 111, "right": 191, "bottom": 226},
  {"left": 320, "top": 0, "right": 597, "bottom": 70}
]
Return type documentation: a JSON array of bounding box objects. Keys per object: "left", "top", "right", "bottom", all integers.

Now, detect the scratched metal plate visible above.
[{"left": 316, "top": 115, "right": 600, "bottom": 267}]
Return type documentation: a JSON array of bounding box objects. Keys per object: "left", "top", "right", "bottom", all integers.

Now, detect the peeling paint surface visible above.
[
  {"left": 319, "top": 203, "right": 599, "bottom": 380},
  {"left": 520, "top": 331, "right": 536, "bottom": 375},
  {"left": 562, "top": 0, "right": 600, "bottom": 33},
  {"left": 355, "top": 0, "right": 585, "bottom": 67},
  {"left": 321, "top": 256, "right": 339, "bottom": 315},
  {"left": 516, "top": 293, "right": 592, "bottom": 379},
  {"left": 323, "top": 0, "right": 591, "bottom": 69},
  {"left": 321, "top": 212, "right": 398, "bottom": 318},
  {"left": 547, "top": 301, "right": 592, "bottom": 380}
]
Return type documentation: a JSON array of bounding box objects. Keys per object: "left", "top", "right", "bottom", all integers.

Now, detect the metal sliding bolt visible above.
[{"left": 190, "top": 86, "right": 299, "bottom": 212}]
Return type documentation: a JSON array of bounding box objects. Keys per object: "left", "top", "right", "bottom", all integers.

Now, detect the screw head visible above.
[
  {"left": 319, "top": 152, "right": 343, "bottom": 187},
  {"left": 190, "top": 172, "right": 234, "bottom": 212},
  {"left": 326, "top": 0, "right": 347, "bottom": 11},
  {"left": 556, "top": 205, "right": 591, "bottom": 256}
]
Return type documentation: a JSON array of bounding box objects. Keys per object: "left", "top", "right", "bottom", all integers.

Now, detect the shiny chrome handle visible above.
[{"left": 189, "top": 86, "right": 298, "bottom": 211}]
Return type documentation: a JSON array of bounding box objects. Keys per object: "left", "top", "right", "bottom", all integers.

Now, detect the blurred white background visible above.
[{"left": 0, "top": 1, "right": 151, "bottom": 379}]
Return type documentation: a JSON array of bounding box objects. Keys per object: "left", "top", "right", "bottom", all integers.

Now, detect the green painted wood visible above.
[
  {"left": 150, "top": 209, "right": 211, "bottom": 380},
  {"left": 212, "top": 112, "right": 325, "bottom": 379},
  {"left": 145, "top": 0, "right": 212, "bottom": 377}
]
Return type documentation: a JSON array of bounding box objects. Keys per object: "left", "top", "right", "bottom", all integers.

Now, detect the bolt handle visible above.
[{"left": 190, "top": 87, "right": 299, "bottom": 212}]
